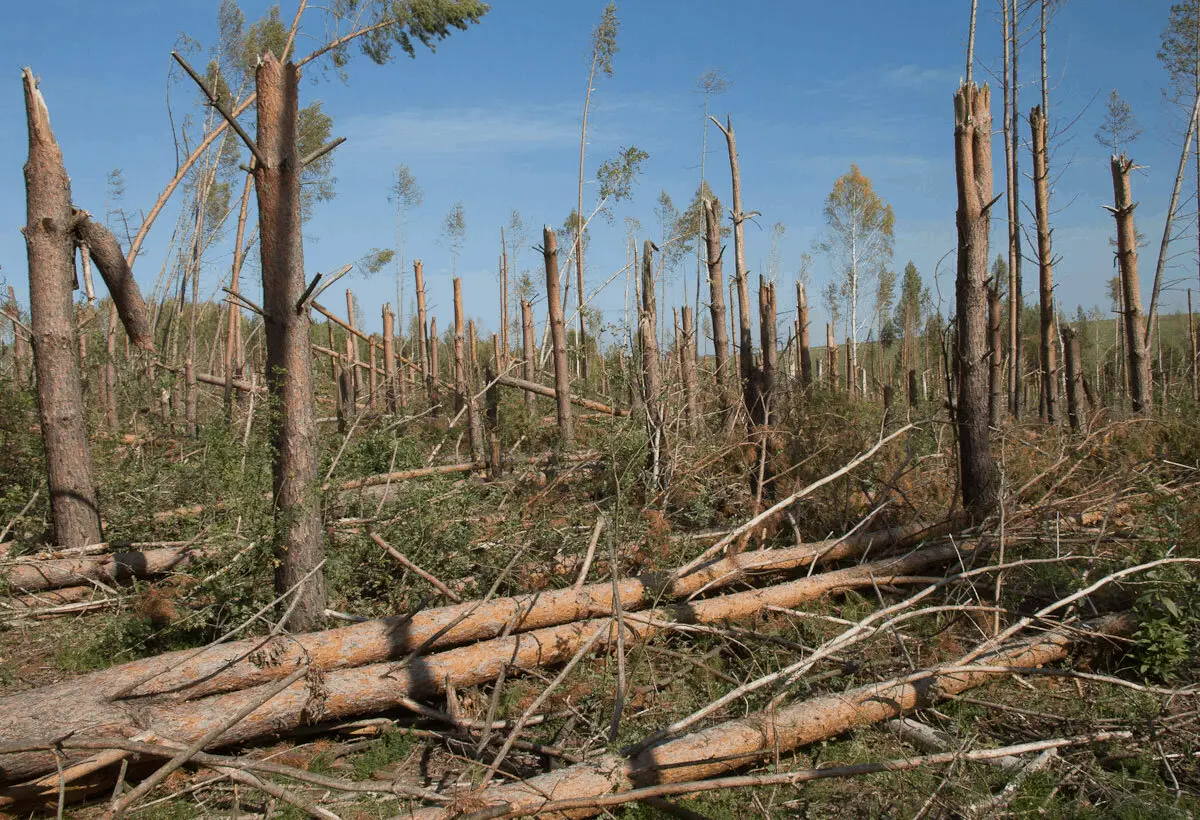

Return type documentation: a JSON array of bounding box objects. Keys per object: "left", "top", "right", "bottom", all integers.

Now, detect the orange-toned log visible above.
[
  {"left": 0, "top": 527, "right": 949, "bottom": 786},
  {"left": 496, "top": 374, "right": 630, "bottom": 417},
  {"left": 408, "top": 613, "right": 1134, "bottom": 819}
]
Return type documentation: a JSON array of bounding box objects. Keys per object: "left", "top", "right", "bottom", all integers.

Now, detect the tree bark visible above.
[
  {"left": 1110, "top": 155, "right": 1153, "bottom": 414},
  {"left": 382, "top": 303, "right": 397, "bottom": 414},
  {"left": 703, "top": 198, "right": 735, "bottom": 432},
  {"left": 428, "top": 316, "right": 440, "bottom": 414},
  {"left": 224, "top": 172, "right": 253, "bottom": 422},
  {"left": 452, "top": 278, "right": 467, "bottom": 416},
  {"left": 544, "top": 227, "right": 574, "bottom": 448},
  {"left": 73, "top": 216, "right": 153, "bottom": 351},
  {"left": 1030, "top": 106, "right": 1058, "bottom": 424},
  {"left": 466, "top": 319, "right": 485, "bottom": 463},
  {"left": 1190, "top": 289, "right": 1198, "bottom": 402},
  {"left": 1064, "top": 325, "right": 1082, "bottom": 432},
  {"left": 414, "top": 259, "right": 431, "bottom": 407},
  {"left": 954, "top": 83, "right": 997, "bottom": 515},
  {"left": 680, "top": 306, "right": 700, "bottom": 435},
  {"left": 640, "top": 240, "right": 665, "bottom": 484},
  {"left": 21, "top": 67, "right": 102, "bottom": 549},
  {"left": 254, "top": 53, "right": 325, "bottom": 632},
  {"left": 521, "top": 298, "right": 537, "bottom": 416},
  {"left": 988, "top": 284, "right": 1002, "bottom": 428},
  {"left": 797, "top": 283, "right": 812, "bottom": 388},
  {"left": 827, "top": 323, "right": 838, "bottom": 392}
]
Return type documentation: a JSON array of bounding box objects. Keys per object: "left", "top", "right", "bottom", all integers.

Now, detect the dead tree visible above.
[
  {"left": 414, "top": 259, "right": 432, "bottom": 406},
  {"left": 640, "top": 241, "right": 665, "bottom": 486},
  {"left": 703, "top": 198, "right": 735, "bottom": 432},
  {"left": 1190, "top": 289, "right": 1198, "bottom": 402},
  {"left": 521, "top": 298, "right": 537, "bottom": 416},
  {"left": 382, "top": 303, "right": 397, "bottom": 414},
  {"left": 544, "top": 227, "right": 574, "bottom": 447},
  {"left": 827, "top": 323, "right": 838, "bottom": 391},
  {"left": 954, "top": 82, "right": 997, "bottom": 515},
  {"left": 1109, "top": 155, "right": 1153, "bottom": 414},
  {"left": 988, "top": 283, "right": 1002, "bottom": 428},
  {"left": 21, "top": 68, "right": 103, "bottom": 548},
  {"left": 797, "top": 282, "right": 812, "bottom": 388},
  {"left": 253, "top": 53, "right": 326, "bottom": 631},
  {"left": 452, "top": 278, "right": 467, "bottom": 415},
  {"left": 680, "top": 305, "right": 701, "bottom": 435},
  {"left": 428, "top": 316, "right": 440, "bottom": 413},
  {"left": 466, "top": 319, "right": 485, "bottom": 462},
  {"left": 1064, "top": 325, "right": 1082, "bottom": 431},
  {"left": 73, "top": 216, "right": 154, "bottom": 351},
  {"left": 1030, "top": 106, "right": 1058, "bottom": 424},
  {"left": 223, "top": 173, "right": 253, "bottom": 421}
]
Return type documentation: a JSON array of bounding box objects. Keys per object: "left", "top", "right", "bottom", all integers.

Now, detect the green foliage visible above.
[
  {"left": 1131, "top": 563, "right": 1197, "bottom": 682},
  {"left": 1158, "top": 0, "right": 1200, "bottom": 103},
  {"left": 331, "top": 0, "right": 490, "bottom": 67},
  {"left": 56, "top": 611, "right": 158, "bottom": 672},
  {"left": 442, "top": 201, "right": 467, "bottom": 273},
  {"left": 591, "top": 2, "right": 620, "bottom": 77},
  {"left": 596, "top": 145, "right": 649, "bottom": 205},
  {"left": 1095, "top": 89, "right": 1143, "bottom": 155},
  {"left": 350, "top": 730, "right": 415, "bottom": 780}
]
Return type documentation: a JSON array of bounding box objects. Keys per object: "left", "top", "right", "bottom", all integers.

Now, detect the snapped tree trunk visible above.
[
  {"left": 1189, "top": 289, "right": 1198, "bottom": 402},
  {"left": 452, "top": 278, "right": 467, "bottom": 416},
  {"left": 253, "top": 52, "right": 325, "bottom": 632},
  {"left": 703, "top": 198, "right": 735, "bottom": 433},
  {"left": 544, "top": 227, "right": 574, "bottom": 448},
  {"left": 1064, "top": 325, "right": 1082, "bottom": 431},
  {"left": 827, "top": 323, "right": 838, "bottom": 392},
  {"left": 521, "top": 298, "right": 537, "bottom": 416},
  {"left": 797, "top": 282, "right": 812, "bottom": 388},
  {"left": 73, "top": 216, "right": 153, "bottom": 351},
  {"left": 414, "top": 259, "right": 432, "bottom": 408},
  {"left": 680, "top": 305, "right": 700, "bottom": 435},
  {"left": 1030, "top": 105, "right": 1058, "bottom": 424},
  {"left": 640, "top": 240, "right": 665, "bottom": 486},
  {"left": 1110, "top": 155, "right": 1153, "bottom": 414},
  {"left": 466, "top": 319, "right": 485, "bottom": 463},
  {"left": 988, "top": 284, "right": 1002, "bottom": 428},
  {"left": 21, "top": 68, "right": 103, "bottom": 549},
  {"left": 382, "top": 303, "right": 397, "bottom": 414},
  {"left": 954, "top": 82, "right": 997, "bottom": 515},
  {"left": 428, "top": 316, "right": 440, "bottom": 414}
]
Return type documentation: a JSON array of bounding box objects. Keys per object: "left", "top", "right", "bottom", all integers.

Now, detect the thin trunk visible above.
[
  {"left": 954, "top": 82, "right": 997, "bottom": 515},
  {"left": 21, "top": 67, "right": 102, "bottom": 548},
  {"left": 467, "top": 319, "right": 484, "bottom": 463},
  {"left": 1064, "top": 325, "right": 1082, "bottom": 432},
  {"left": 703, "top": 198, "right": 735, "bottom": 432},
  {"left": 680, "top": 305, "right": 700, "bottom": 435},
  {"left": 640, "top": 240, "right": 664, "bottom": 485},
  {"left": 104, "top": 302, "right": 118, "bottom": 429},
  {"left": 797, "top": 282, "right": 812, "bottom": 388},
  {"left": 452, "top": 278, "right": 466, "bottom": 415},
  {"left": 428, "top": 316, "right": 440, "bottom": 413},
  {"left": 414, "top": 259, "right": 431, "bottom": 406},
  {"left": 575, "top": 54, "right": 598, "bottom": 383},
  {"left": 1031, "top": 105, "right": 1057, "bottom": 424},
  {"left": 367, "top": 335, "right": 378, "bottom": 412},
  {"left": 254, "top": 52, "right": 325, "bottom": 632},
  {"left": 827, "top": 323, "right": 838, "bottom": 392},
  {"left": 1110, "top": 155, "right": 1153, "bottom": 414},
  {"left": 988, "top": 284, "right": 1002, "bottom": 428},
  {"left": 521, "top": 298, "right": 537, "bottom": 416},
  {"left": 1189, "top": 289, "right": 1197, "bottom": 402},
  {"left": 346, "top": 289, "right": 362, "bottom": 408},
  {"left": 224, "top": 173, "right": 253, "bottom": 421},
  {"left": 544, "top": 227, "right": 574, "bottom": 447},
  {"left": 1008, "top": 0, "right": 1023, "bottom": 419},
  {"left": 382, "top": 303, "right": 397, "bottom": 414},
  {"left": 712, "top": 118, "right": 754, "bottom": 414}
]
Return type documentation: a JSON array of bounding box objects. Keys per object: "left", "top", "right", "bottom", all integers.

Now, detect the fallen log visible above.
[
  {"left": 2, "top": 545, "right": 202, "bottom": 594},
  {"left": 195, "top": 371, "right": 262, "bottom": 394},
  {"left": 0, "top": 531, "right": 956, "bottom": 787},
  {"left": 407, "top": 613, "right": 1135, "bottom": 818},
  {"left": 496, "top": 374, "right": 629, "bottom": 417}
]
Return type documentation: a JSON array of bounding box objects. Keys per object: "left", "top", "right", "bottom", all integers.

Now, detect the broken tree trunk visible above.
[
  {"left": 827, "top": 324, "right": 838, "bottom": 392},
  {"left": 452, "top": 278, "right": 467, "bottom": 416},
  {"left": 1030, "top": 105, "right": 1058, "bottom": 424},
  {"left": 797, "top": 282, "right": 812, "bottom": 389},
  {"left": 253, "top": 52, "right": 325, "bottom": 632},
  {"left": 544, "top": 227, "right": 574, "bottom": 448},
  {"left": 21, "top": 67, "right": 103, "bottom": 549},
  {"left": 495, "top": 375, "right": 627, "bottom": 416},
  {"left": 988, "top": 283, "right": 1002, "bottom": 428},
  {"left": 466, "top": 320, "right": 485, "bottom": 463},
  {"left": 954, "top": 82, "right": 997, "bottom": 515},
  {"left": 1064, "top": 325, "right": 1082, "bottom": 432},
  {"left": 73, "top": 215, "right": 154, "bottom": 351},
  {"left": 520, "top": 299, "right": 537, "bottom": 416},
  {"left": 423, "top": 614, "right": 1132, "bottom": 819},
  {"left": 429, "top": 316, "right": 440, "bottom": 414},
  {"left": 1190, "top": 290, "right": 1197, "bottom": 402},
  {"left": 3, "top": 545, "right": 203, "bottom": 594},
  {"left": 414, "top": 259, "right": 432, "bottom": 406},
  {"left": 382, "top": 303, "right": 397, "bottom": 414},
  {"left": 0, "top": 526, "right": 953, "bottom": 787},
  {"left": 1110, "top": 155, "right": 1153, "bottom": 415},
  {"left": 680, "top": 305, "right": 700, "bottom": 435},
  {"left": 703, "top": 198, "right": 736, "bottom": 434},
  {"left": 640, "top": 240, "right": 665, "bottom": 485}
]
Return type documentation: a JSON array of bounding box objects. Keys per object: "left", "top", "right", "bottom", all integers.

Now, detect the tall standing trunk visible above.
[
  {"left": 988, "top": 284, "right": 1002, "bottom": 428},
  {"left": 414, "top": 260, "right": 432, "bottom": 408},
  {"left": 575, "top": 54, "right": 599, "bottom": 384},
  {"left": 452, "top": 278, "right": 467, "bottom": 416},
  {"left": 680, "top": 305, "right": 700, "bottom": 435},
  {"left": 1189, "top": 289, "right": 1198, "bottom": 402},
  {"left": 254, "top": 52, "right": 325, "bottom": 632},
  {"left": 1030, "top": 106, "right": 1058, "bottom": 424},
  {"left": 954, "top": 82, "right": 997, "bottom": 516},
  {"left": 797, "top": 283, "right": 812, "bottom": 388},
  {"left": 466, "top": 319, "right": 485, "bottom": 463},
  {"left": 640, "top": 240, "right": 665, "bottom": 485},
  {"left": 382, "top": 303, "right": 398, "bottom": 414},
  {"left": 1064, "top": 325, "right": 1082, "bottom": 432},
  {"left": 1005, "top": 0, "right": 1023, "bottom": 419},
  {"left": 499, "top": 230, "right": 509, "bottom": 372},
  {"left": 345, "top": 289, "right": 362, "bottom": 411},
  {"left": 703, "top": 199, "right": 735, "bottom": 434},
  {"left": 21, "top": 68, "right": 103, "bottom": 548},
  {"left": 428, "top": 316, "right": 440, "bottom": 413},
  {"left": 827, "top": 323, "right": 838, "bottom": 392},
  {"left": 521, "top": 299, "right": 537, "bottom": 416},
  {"left": 711, "top": 118, "right": 754, "bottom": 419},
  {"left": 1110, "top": 155, "right": 1153, "bottom": 414},
  {"left": 544, "top": 227, "right": 574, "bottom": 448}
]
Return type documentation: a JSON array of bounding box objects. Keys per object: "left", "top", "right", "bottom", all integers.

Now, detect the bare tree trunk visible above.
[
  {"left": 711, "top": 118, "right": 754, "bottom": 417},
  {"left": 345, "top": 289, "right": 361, "bottom": 411},
  {"left": 703, "top": 199, "right": 736, "bottom": 434},
  {"left": 988, "top": 284, "right": 1002, "bottom": 428},
  {"left": 1190, "top": 289, "right": 1198, "bottom": 402},
  {"left": 845, "top": 336, "right": 853, "bottom": 398},
  {"left": 466, "top": 319, "right": 484, "bottom": 462},
  {"left": 827, "top": 323, "right": 838, "bottom": 392},
  {"left": 428, "top": 316, "right": 440, "bottom": 414},
  {"left": 1064, "top": 325, "right": 1082, "bottom": 432},
  {"left": 954, "top": 82, "right": 997, "bottom": 515},
  {"left": 382, "top": 303, "right": 397, "bottom": 414},
  {"left": 1005, "top": 0, "right": 1023, "bottom": 419},
  {"left": 1110, "top": 155, "right": 1153, "bottom": 414},
  {"left": 21, "top": 68, "right": 102, "bottom": 548},
  {"left": 5, "top": 288, "right": 28, "bottom": 388},
  {"left": 254, "top": 53, "right": 325, "bottom": 632},
  {"left": 521, "top": 298, "right": 537, "bottom": 416},
  {"left": 640, "top": 240, "right": 664, "bottom": 485},
  {"left": 367, "top": 335, "right": 378, "bottom": 412},
  {"left": 680, "top": 305, "right": 700, "bottom": 435},
  {"left": 74, "top": 217, "right": 154, "bottom": 352},
  {"left": 1030, "top": 106, "right": 1058, "bottom": 424},
  {"left": 452, "top": 278, "right": 467, "bottom": 416},
  {"left": 908, "top": 369, "right": 919, "bottom": 408},
  {"left": 797, "top": 282, "right": 812, "bottom": 388},
  {"left": 544, "top": 227, "right": 574, "bottom": 448},
  {"left": 414, "top": 259, "right": 431, "bottom": 406},
  {"left": 499, "top": 229, "right": 509, "bottom": 372},
  {"left": 224, "top": 173, "right": 253, "bottom": 421}
]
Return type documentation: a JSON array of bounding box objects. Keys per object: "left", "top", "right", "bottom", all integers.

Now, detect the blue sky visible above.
[{"left": 0, "top": 0, "right": 1191, "bottom": 343}]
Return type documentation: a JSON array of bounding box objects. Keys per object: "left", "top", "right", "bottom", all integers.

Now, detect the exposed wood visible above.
[
  {"left": 797, "top": 282, "right": 812, "bottom": 388},
  {"left": 414, "top": 259, "right": 432, "bottom": 406},
  {"left": 640, "top": 240, "right": 665, "bottom": 486},
  {"left": 953, "top": 82, "right": 997, "bottom": 515},
  {"left": 827, "top": 323, "right": 838, "bottom": 391},
  {"left": 1110, "top": 155, "right": 1152, "bottom": 414},
  {"left": 73, "top": 215, "right": 154, "bottom": 351},
  {"left": 467, "top": 319, "right": 485, "bottom": 463},
  {"left": 253, "top": 52, "right": 325, "bottom": 632},
  {"left": 20, "top": 67, "right": 103, "bottom": 549},
  {"left": 680, "top": 306, "right": 700, "bottom": 435},
  {"left": 1030, "top": 105, "right": 1058, "bottom": 424},
  {"left": 382, "top": 303, "right": 397, "bottom": 414},
  {"left": 544, "top": 227, "right": 574, "bottom": 448},
  {"left": 703, "top": 198, "right": 735, "bottom": 433},
  {"left": 520, "top": 299, "right": 537, "bottom": 416}
]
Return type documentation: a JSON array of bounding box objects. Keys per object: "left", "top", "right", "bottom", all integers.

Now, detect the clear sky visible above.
[{"left": 0, "top": 0, "right": 1192, "bottom": 343}]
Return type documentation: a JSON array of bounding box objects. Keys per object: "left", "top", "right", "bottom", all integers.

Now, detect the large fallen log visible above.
[
  {"left": 495, "top": 375, "right": 629, "bottom": 417},
  {"left": 406, "top": 613, "right": 1135, "bottom": 819},
  {"left": 0, "top": 533, "right": 959, "bottom": 787},
  {"left": 2, "top": 545, "right": 202, "bottom": 594}
]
